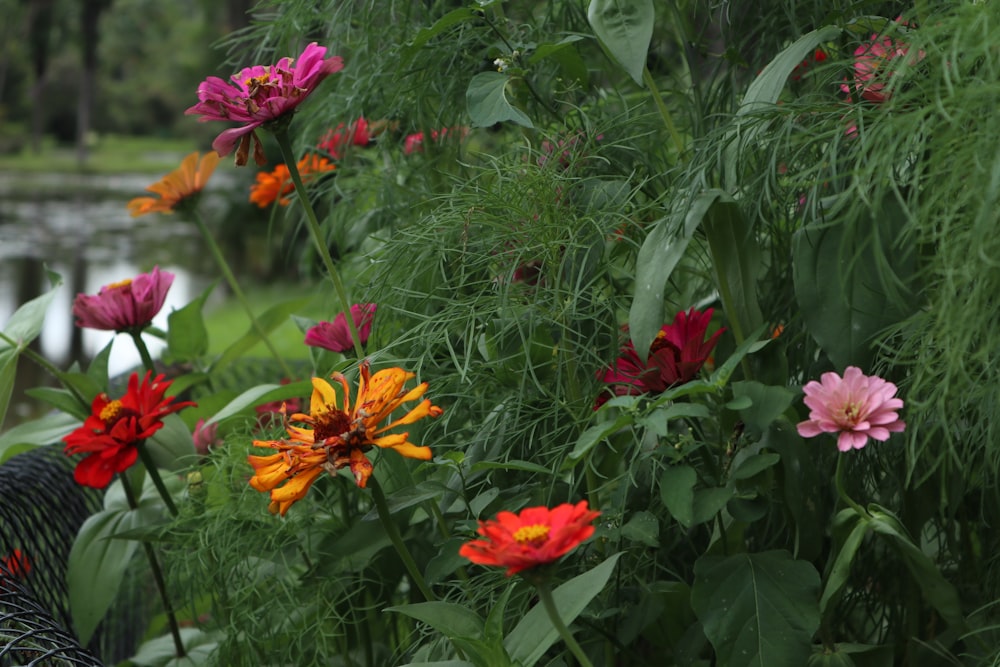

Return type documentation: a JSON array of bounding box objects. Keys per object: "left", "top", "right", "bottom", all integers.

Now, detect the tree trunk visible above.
[{"left": 76, "top": 0, "right": 111, "bottom": 166}]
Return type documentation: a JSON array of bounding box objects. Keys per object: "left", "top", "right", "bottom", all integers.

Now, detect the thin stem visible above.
[
  {"left": 118, "top": 472, "right": 186, "bottom": 659},
  {"left": 368, "top": 477, "right": 435, "bottom": 602},
  {"left": 191, "top": 210, "right": 293, "bottom": 378},
  {"left": 272, "top": 129, "right": 365, "bottom": 360},
  {"left": 642, "top": 66, "right": 685, "bottom": 158},
  {"left": 835, "top": 455, "right": 869, "bottom": 518},
  {"left": 129, "top": 329, "right": 157, "bottom": 374},
  {"left": 136, "top": 440, "right": 179, "bottom": 518},
  {"left": 535, "top": 581, "right": 594, "bottom": 667}
]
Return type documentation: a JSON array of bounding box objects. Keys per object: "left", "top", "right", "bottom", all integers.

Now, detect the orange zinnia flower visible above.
[
  {"left": 249, "top": 154, "right": 336, "bottom": 208},
  {"left": 459, "top": 501, "right": 601, "bottom": 576},
  {"left": 127, "top": 151, "right": 220, "bottom": 217},
  {"left": 248, "top": 360, "right": 443, "bottom": 515}
]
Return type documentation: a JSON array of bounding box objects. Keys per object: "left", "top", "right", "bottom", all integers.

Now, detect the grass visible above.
[{"left": 0, "top": 133, "right": 198, "bottom": 175}]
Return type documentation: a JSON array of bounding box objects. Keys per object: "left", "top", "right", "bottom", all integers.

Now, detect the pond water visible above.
[{"left": 0, "top": 171, "right": 224, "bottom": 427}]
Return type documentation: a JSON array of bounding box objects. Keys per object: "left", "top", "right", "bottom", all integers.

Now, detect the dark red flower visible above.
[
  {"left": 459, "top": 501, "right": 600, "bottom": 576},
  {"left": 63, "top": 372, "right": 196, "bottom": 488},
  {"left": 596, "top": 307, "right": 725, "bottom": 407}
]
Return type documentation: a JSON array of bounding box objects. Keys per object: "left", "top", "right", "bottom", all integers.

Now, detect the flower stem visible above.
[
  {"left": 835, "top": 455, "right": 869, "bottom": 518},
  {"left": 129, "top": 329, "right": 157, "bottom": 374},
  {"left": 191, "top": 210, "right": 293, "bottom": 378},
  {"left": 535, "top": 581, "right": 593, "bottom": 667},
  {"left": 368, "top": 476, "right": 435, "bottom": 602},
  {"left": 642, "top": 66, "right": 685, "bottom": 158},
  {"left": 136, "top": 440, "right": 179, "bottom": 518},
  {"left": 272, "top": 129, "right": 365, "bottom": 360},
  {"left": 118, "top": 472, "right": 186, "bottom": 659}
]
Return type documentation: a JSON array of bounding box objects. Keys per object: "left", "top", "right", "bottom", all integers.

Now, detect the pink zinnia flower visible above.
[
  {"left": 72, "top": 266, "right": 174, "bottom": 332},
  {"left": 318, "top": 117, "right": 373, "bottom": 159},
  {"left": 596, "top": 307, "right": 725, "bottom": 408},
  {"left": 841, "top": 31, "right": 924, "bottom": 104},
  {"left": 304, "top": 303, "right": 376, "bottom": 353},
  {"left": 184, "top": 42, "right": 344, "bottom": 166},
  {"left": 796, "top": 366, "right": 906, "bottom": 452}
]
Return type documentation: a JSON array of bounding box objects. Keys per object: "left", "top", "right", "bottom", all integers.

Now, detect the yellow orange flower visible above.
[
  {"left": 249, "top": 154, "right": 336, "bottom": 208},
  {"left": 248, "top": 360, "right": 443, "bottom": 515},
  {"left": 127, "top": 151, "right": 220, "bottom": 217}
]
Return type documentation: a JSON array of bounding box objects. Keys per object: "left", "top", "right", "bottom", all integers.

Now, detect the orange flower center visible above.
[
  {"left": 312, "top": 407, "right": 352, "bottom": 443},
  {"left": 99, "top": 399, "right": 124, "bottom": 425},
  {"left": 105, "top": 278, "right": 132, "bottom": 290},
  {"left": 513, "top": 524, "right": 550, "bottom": 546}
]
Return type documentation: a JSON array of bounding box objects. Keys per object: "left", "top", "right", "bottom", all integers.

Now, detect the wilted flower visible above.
[
  {"left": 63, "top": 372, "right": 196, "bottom": 488},
  {"left": 127, "top": 152, "right": 220, "bottom": 217},
  {"left": 249, "top": 153, "right": 336, "bottom": 208},
  {"left": 304, "top": 303, "right": 377, "bottom": 353},
  {"left": 841, "top": 29, "right": 924, "bottom": 103},
  {"left": 797, "top": 366, "right": 905, "bottom": 451},
  {"left": 459, "top": 501, "right": 601, "bottom": 577},
  {"left": 248, "top": 360, "right": 443, "bottom": 514},
  {"left": 185, "top": 42, "right": 344, "bottom": 166},
  {"left": 72, "top": 266, "right": 174, "bottom": 332},
  {"left": 596, "top": 307, "right": 725, "bottom": 407}
]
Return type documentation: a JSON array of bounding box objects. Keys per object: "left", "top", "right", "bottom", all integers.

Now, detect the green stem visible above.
[
  {"left": 0, "top": 331, "right": 88, "bottom": 409},
  {"left": 118, "top": 472, "right": 186, "bottom": 659},
  {"left": 129, "top": 329, "right": 157, "bottom": 374},
  {"left": 835, "top": 455, "right": 869, "bottom": 518},
  {"left": 191, "top": 211, "right": 293, "bottom": 378},
  {"left": 272, "top": 129, "right": 365, "bottom": 360},
  {"left": 642, "top": 66, "right": 685, "bottom": 158},
  {"left": 368, "top": 477, "right": 435, "bottom": 602},
  {"left": 535, "top": 581, "right": 593, "bottom": 667},
  {"left": 136, "top": 440, "right": 179, "bottom": 518}
]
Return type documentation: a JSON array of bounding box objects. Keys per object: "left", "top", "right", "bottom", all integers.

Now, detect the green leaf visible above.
[
  {"left": 211, "top": 297, "right": 310, "bottom": 373},
  {"left": 0, "top": 348, "right": 20, "bottom": 431},
  {"left": 587, "top": 0, "right": 654, "bottom": 85},
  {"left": 399, "top": 662, "right": 476, "bottom": 667},
  {"left": 386, "top": 601, "right": 485, "bottom": 641},
  {"left": 69, "top": 476, "right": 166, "bottom": 644},
  {"left": 819, "top": 512, "right": 869, "bottom": 614},
  {"left": 24, "top": 386, "right": 91, "bottom": 420},
  {"left": 622, "top": 510, "right": 660, "bottom": 547},
  {"left": 405, "top": 7, "right": 478, "bottom": 55},
  {"left": 730, "top": 381, "right": 796, "bottom": 433},
  {"left": 165, "top": 284, "right": 213, "bottom": 363},
  {"left": 660, "top": 464, "right": 697, "bottom": 528},
  {"left": 470, "top": 460, "right": 553, "bottom": 475},
  {"left": 146, "top": 412, "right": 197, "bottom": 471},
  {"left": 702, "top": 197, "right": 763, "bottom": 348},
  {"left": 130, "top": 628, "right": 221, "bottom": 667},
  {"left": 505, "top": 553, "right": 622, "bottom": 667},
  {"left": 466, "top": 72, "right": 533, "bottom": 128},
  {"left": 729, "top": 452, "right": 781, "bottom": 481},
  {"left": 630, "top": 190, "right": 726, "bottom": 358},
  {"left": 692, "top": 550, "right": 821, "bottom": 667},
  {"left": 206, "top": 380, "right": 312, "bottom": 425},
  {"left": 566, "top": 413, "right": 632, "bottom": 464},
  {"left": 0, "top": 412, "right": 81, "bottom": 464},
  {"left": 528, "top": 36, "right": 588, "bottom": 86}
]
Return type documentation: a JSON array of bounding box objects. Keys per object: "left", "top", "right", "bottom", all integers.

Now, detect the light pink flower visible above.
[
  {"left": 841, "top": 32, "right": 924, "bottom": 104},
  {"left": 304, "top": 303, "right": 377, "bottom": 353},
  {"left": 797, "top": 366, "right": 905, "bottom": 451},
  {"left": 72, "top": 266, "right": 174, "bottom": 332},
  {"left": 184, "top": 42, "right": 344, "bottom": 166}
]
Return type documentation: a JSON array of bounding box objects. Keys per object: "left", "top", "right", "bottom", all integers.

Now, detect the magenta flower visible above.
[
  {"left": 841, "top": 31, "right": 924, "bottom": 104},
  {"left": 192, "top": 418, "right": 222, "bottom": 457},
  {"left": 72, "top": 266, "right": 174, "bottom": 332},
  {"left": 304, "top": 303, "right": 377, "bottom": 353},
  {"left": 596, "top": 307, "right": 724, "bottom": 408},
  {"left": 797, "top": 366, "right": 905, "bottom": 451},
  {"left": 184, "top": 42, "right": 344, "bottom": 166}
]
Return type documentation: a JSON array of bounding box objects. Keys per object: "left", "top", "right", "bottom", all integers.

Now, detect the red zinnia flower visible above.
[
  {"left": 1, "top": 549, "right": 30, "bottom": 580},
  {"left": 459, "top": 501, "right": 601, "bottom": 576},
  {"left": 318, "top": 117, "right": 374, "bottom": 159},
  {"left": 71, "top": 266, "right": 174, "bottom": 332},
  {"left": 63, "top": 372, "right": 196, "bottom": 488},
  {"left": 596, "top": 307, "right": 725, "bottom": 407},
  {"left": 185, "top": 42, "right": 344, "bottom": 166}
]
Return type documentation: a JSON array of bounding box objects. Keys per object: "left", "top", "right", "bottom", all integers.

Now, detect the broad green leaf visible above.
[
  {"left": 466, "top": 72, "right": 533, "bottom": 128},
  {"left": 729, "top": 452, "right": 781, "bottom": 481},
  {"left": 212, "top": 297, "right": 310, "bottom": 373},
  {"left": 405, "top": 7, "right": 478, "bottom": 55},
  {"left": 505, "top": 553, "right": 622, "bottom": 667},
  {"left": 692, "top": 550, "right": 821, "bottom": 667},
  {"left": 622, "top": 510, "right": 660, "bottom": 547},
  {"left": 528, "top": 36, "right": 588, "bottom": 86},
  {"left": 761, "top": 420, "right": 826, "bottom": 560},
  {"left": 0, "top": 411, "right": 81, "bottom": 464},
  {"left": 730, "top": 381, "right": 796, "bottom": 433},
  {"left": 130, "top": 628, "right": 221, "bottom": 667},
  {"left": 69, "top": 476, "right": 167, "bottom": 644},
  {"left": 206, "top": 380, "right": 312, "bottom": 425},
  {"left": 0, "top": 348, "right": 19, "bottom": 431},
  {"left": 660, "top": 464, "right": 696, "bottom": 528},
  {"left": 867, "top": 505, "right": 965, "bottom": 629},
  {"left": 146, "top": 412, "right": 197, "bottom": 471},
  {"left": 703, "top": 197, "right": 763, "bottom": 348},
  {"left": 708, "top": 324, "right": 768, "bottom": 389},
  {"left": 587, "top": 0, "right": 654, "bottom": 85},
  {"left": 24, "top": 386, "right": 91, "bottom": 420},
  {"left": 567, "top": 413, "right": 632, "bottom": 464},
  {"left": 819, "top": 512, "right": 869, "bottom": 614},
  {"left": 630, "top": 189, "right": 727, "bottom": 358},
  {"left": 165, "top": 284, "right": 213, "bottom": 363},
  {"left": 386, "top": 601, "right": 484, "bottom": 641}
]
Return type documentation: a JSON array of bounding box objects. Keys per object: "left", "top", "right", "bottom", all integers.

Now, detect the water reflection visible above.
[{"left": 0, "top": 171, "right": 221, "bottom": 427}]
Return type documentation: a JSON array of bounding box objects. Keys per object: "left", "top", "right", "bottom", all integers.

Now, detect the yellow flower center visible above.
[
  {"left": 836, "top": 400, "right": 863, "bottom": 427},
  {"left": 105, "top": 278, "right": 132, "bottom": 290},
  {"left": 513, "top": 524, "right": 550, "bottom": 546},
  {"left": 99, "top": 399, "right": 124, "bottom": 424}
]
